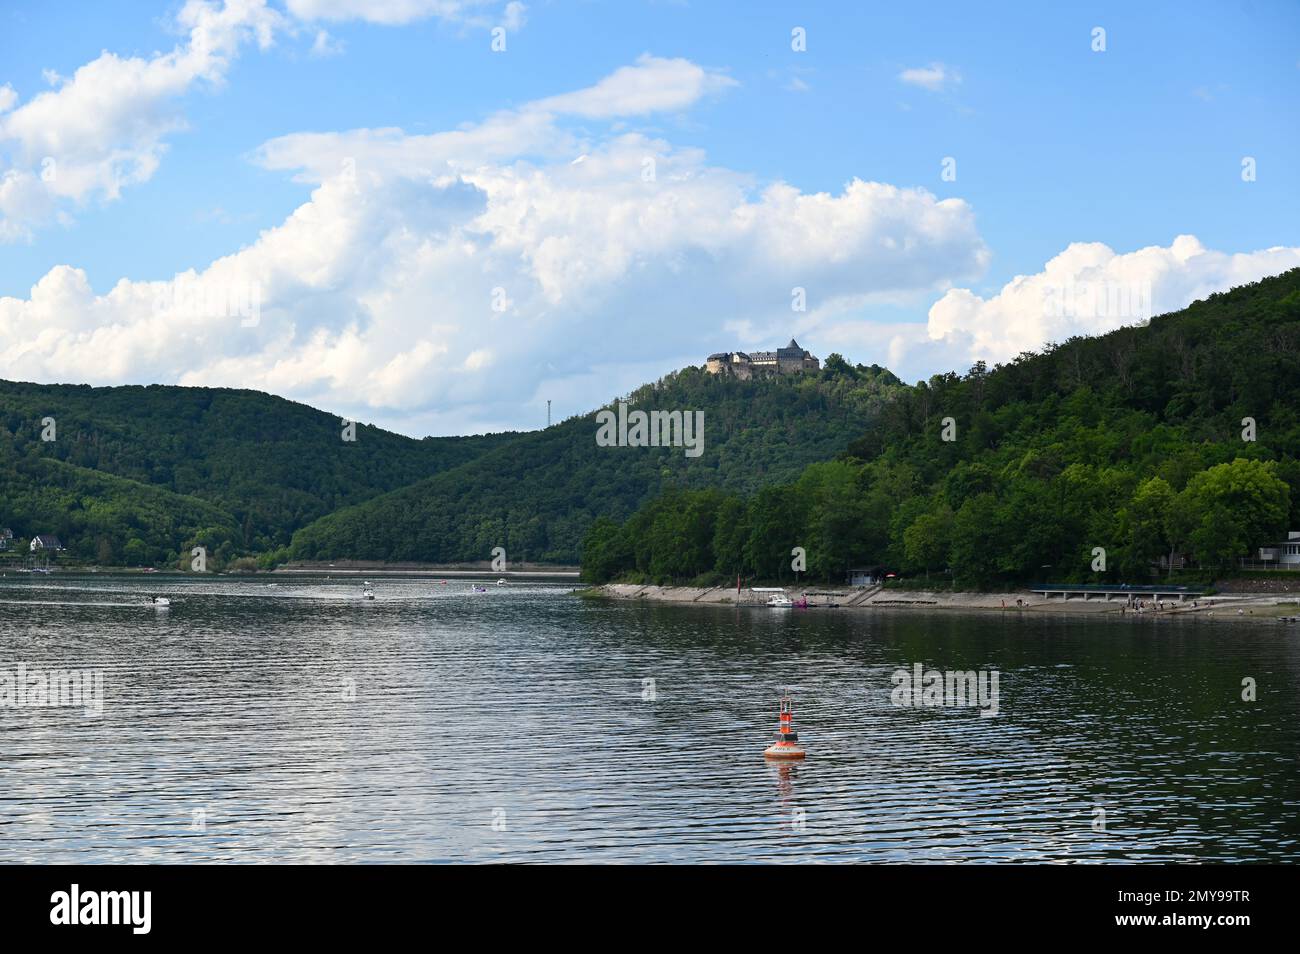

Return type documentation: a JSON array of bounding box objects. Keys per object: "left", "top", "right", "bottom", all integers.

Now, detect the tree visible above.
[
  {"left": 797, "top": 461, "right": 869, "bottom": 582},
  {"left": 1177, "top": 459, "right": 1290, "bottom": 570},
  {"left": 903, "top": 507, "right": 952, "bottom": 578},
  {"left": 579, "top": 517, "right": 631, "bottom": 583},
  {"left": 712, "top": 495, "right": 751, "bottom": 580},
  {"left": 123, "top": 538, "right": 149, "bottom": 566},
  {"left": 1189, "top": 506, "right": 1248, "bottom": 572},
  {"left": 950, "top": 494, "right": 1009, "bottom": 588},
  {"left": 1119, "top": 476, "right": 1174, "bottom": 576},
  {"left": 745, "top": 485, "right": 803, "bottom": 581}
]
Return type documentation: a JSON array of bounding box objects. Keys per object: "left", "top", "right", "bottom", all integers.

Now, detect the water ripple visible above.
[{"left": 1, "top": 576, "right": 1297, "bottom": 862}]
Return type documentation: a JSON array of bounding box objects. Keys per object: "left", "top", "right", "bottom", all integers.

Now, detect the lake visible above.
[{"left": 1, "top": 574, "right": 1297, "bottom": 863}]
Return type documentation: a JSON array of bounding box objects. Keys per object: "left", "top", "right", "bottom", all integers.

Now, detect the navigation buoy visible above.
[{"left": 763, "top": 694, "right": 806, "bottom": 760}]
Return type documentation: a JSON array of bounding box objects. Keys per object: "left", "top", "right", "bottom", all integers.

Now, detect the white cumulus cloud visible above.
[
  {"left": 0, "top": 57, "right": 992, "bottom": 435},
  {"left": 0, "top": 0, "right": 524, "bottom": 241},
  {"left": 893, "top": 235, "right": 1300, "bottom": 379},
  {"left": 0, "top": 0, "right": 283, "bottom": 239}
]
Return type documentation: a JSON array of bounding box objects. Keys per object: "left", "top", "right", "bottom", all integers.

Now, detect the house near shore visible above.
[
  {"left": 847, "top": 566, "right": 888, "bottom": 587},
  {"left": 30, "top": 534, "right": 64, "bottom": 553},
  {"left": 1257, "top": 531, "right": 1300, "bottom": 566},
  {"left": 0, "top": 528, "right": 12, "bottom": 552}
]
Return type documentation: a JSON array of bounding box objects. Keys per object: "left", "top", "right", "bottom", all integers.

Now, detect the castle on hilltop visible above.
[{"left": 705, "top": 338, "right": 820, "bottom": 379}]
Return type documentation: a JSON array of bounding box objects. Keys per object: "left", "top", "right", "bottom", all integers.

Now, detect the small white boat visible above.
[
  {"left": 496, "top": 579, "right": 507, "bottom": 586},
  {"left": 767, "top": 595, "right": 794, "bottom": 608},
  {"left": 362, "top": 589, "right": 375, "bottom": 601},
  {"left": 151, "top": 597, "right": 171, "bottom": 607}
]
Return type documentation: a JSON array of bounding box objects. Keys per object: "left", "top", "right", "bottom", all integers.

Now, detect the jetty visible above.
[{"left": 1029, "top": 583, "right": 1204, "bottom": 603}]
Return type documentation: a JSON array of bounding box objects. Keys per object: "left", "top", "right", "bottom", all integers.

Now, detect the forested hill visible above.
[
  {"left": 14, "top": 266, "right": 1297, "bottom": 576},
  {"left": 0, "top": 382, "right": 511, "bottom": 566},
  {"left": 286, "top": 360, "right": 905, "bottom": 564},
  {"left": 581, "top": 268, "right": 1300, "bottom": 587}
]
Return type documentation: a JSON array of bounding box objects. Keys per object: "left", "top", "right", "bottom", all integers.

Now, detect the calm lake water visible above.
[{"left": 1, "top": 574, "right": 1297, "bottom": 863}]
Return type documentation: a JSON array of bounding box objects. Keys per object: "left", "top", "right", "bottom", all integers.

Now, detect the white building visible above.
[
  {"left": 847, "top": 566, "right": 885, "bottom": 587},
  {"left": 1257, "top": 531, "right": 1300, "bottom": 566}
]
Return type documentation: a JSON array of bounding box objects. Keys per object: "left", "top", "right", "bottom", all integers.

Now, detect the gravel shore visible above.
[{"left": 591, "top": 583, "right": 1300, "bottom": 620}]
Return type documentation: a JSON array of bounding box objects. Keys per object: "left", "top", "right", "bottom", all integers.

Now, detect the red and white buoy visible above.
[{"left": 763, "top": 694, "right": 806, "bottom": 760}]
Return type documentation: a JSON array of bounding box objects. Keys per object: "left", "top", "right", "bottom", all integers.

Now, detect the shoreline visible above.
[
  {"left": 0, "top": 562, "right": 580, "bottom": 579},
  {"left": 590, "top": 583, "right": 1300, "bottom": 622},
  {"left": 274, "top": 560, "right": 579, "bottom": 578}
]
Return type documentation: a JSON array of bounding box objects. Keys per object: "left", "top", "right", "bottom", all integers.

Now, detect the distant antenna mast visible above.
[{"left": 547, "top": 400, "right": 552, "bottom": 428}]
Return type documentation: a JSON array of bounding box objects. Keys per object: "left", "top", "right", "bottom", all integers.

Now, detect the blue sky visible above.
[{"left": 1, "top": 0, "right": 1298, "bottom": 434}]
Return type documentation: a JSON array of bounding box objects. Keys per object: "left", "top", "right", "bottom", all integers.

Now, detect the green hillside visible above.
[
  {"left": 0, "top": 382, "right": 511, "bottom": 565},
  {"left": 0, "top": 454, "right": 241, "bottom": 567},
  {"left": 286, "top": 360, "right": 905, "bottom": 564},
  {"left": 581, "top": 269, "right": 1300, "bottom": 587}
]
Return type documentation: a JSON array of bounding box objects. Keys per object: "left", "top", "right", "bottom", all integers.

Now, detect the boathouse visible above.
[{"left": 847, "top": 566, "right": 887, "bottom": 587}]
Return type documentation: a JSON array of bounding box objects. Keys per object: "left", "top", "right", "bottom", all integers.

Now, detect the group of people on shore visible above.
[
  {"left": 1121, "top": 596, "right": 1157, "bottom": 615},
  {"left": 1119, "top": 596, "right": 1199, "bottom": 615}
]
